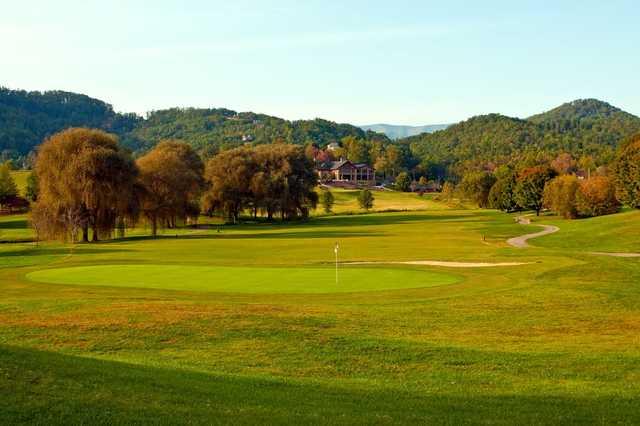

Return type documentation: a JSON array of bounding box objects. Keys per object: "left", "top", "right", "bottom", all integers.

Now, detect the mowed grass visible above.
[
  {"left": 26, "top": 264, "right": 460, "bottom": 293},
  {"left": 313, "top": 187, "right": 438, "bottom": 215},
  {"left": 1, "top": 203, "right": 640, "bottom": 423}
]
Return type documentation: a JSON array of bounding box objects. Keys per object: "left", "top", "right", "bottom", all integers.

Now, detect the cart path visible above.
[{"left": 507, "top": 216, "right": 560, "bottom": 248}]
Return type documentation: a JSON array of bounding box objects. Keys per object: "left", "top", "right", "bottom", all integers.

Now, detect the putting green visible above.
[{"left": 26, "top": 264, "right": 460, "bottom": 294}]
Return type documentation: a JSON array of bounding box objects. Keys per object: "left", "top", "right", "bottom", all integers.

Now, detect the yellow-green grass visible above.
[
  {"left": 313, "top": 187, "right": 438, "bottom": 215},
  {"left": 26, "top": 264, "right": 460, "bottom": 294},
  {"left": 0, "top": 214, "right": 34, "bottom": 242},
  {"left": 1, "top": 205, "right": 640, "bottom": 423},
  {"left": 9, "top": 170, "right": 30, "bottom": 197}
]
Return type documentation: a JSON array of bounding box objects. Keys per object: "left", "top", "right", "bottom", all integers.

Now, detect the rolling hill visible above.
[
  {"left": 0, "top": 88, "right": 388, "bottom": 160},
  {"left": 404, "top": 99, "right": 640, "bottom": 178}
]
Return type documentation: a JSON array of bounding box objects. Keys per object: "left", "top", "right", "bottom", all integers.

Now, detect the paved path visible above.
[{"left": 507, "top": 216, "right": 560, "bottom": 248}]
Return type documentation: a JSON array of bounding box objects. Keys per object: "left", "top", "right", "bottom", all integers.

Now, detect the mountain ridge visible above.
[{"left": 359, "top": 123, "right": 450, "bottom": 139}]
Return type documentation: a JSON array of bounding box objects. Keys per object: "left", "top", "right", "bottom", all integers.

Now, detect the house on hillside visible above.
[
  {"left": 316, "top": 159, "right": 375, "bottom": 186},
  {"left": 326, "top": 142, "right": 340, "bottom": 151}
]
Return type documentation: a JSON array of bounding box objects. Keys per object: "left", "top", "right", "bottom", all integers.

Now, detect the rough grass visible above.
[{"left": 1, "top": 204, "right": 640, "bottom": 424}]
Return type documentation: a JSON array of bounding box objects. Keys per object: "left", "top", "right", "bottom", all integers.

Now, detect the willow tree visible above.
[
  {"left": 204, "top": 144, "right": 318, "bottom": 222},
  {"left": 137, "top": 140, "right": 205, "bottom": 236},
  {"left": 203, "top": 146, "right": 257, "bottom": 223},
  {"left": 31, "top": 128, "right": 139, "bottom": 242}
]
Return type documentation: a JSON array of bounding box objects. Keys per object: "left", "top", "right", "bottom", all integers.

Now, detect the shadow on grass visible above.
[
  {"left": 0, "top": 344, "right": 637, "bottom": 424},
  {"left": 0, "top": 218, "right": 29, "bottom": 230},
  {"left": 0, "top": 247, "right": 133, "bottom": 258},
  {"left": 99, "top": 230, "right": 385, "bottom": 244},
  {"left": 229, "top": 212, "right": 484, "bottom": 231}
]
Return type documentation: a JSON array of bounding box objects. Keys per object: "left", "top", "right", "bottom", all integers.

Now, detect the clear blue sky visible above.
[{"left": 1, "top": 1, "right": 639, "bottom": 125}]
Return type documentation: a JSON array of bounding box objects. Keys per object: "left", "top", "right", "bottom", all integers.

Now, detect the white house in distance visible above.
[{"left": 316, "top": 159, "right": 375, "bottom": 186}]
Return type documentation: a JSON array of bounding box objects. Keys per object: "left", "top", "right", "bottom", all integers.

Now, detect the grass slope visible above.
[{"left": 1, "top": 205, "right": 640, "bottom": 423}]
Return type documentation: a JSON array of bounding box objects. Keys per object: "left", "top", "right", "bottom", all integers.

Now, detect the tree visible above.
[
  {"left": 384, "top": 145, "right": 402, "bottom": 177},
  {"left": 0, "top": 162, "right": 18, "bottom": 207},
  {"left": 321, "top": 190, "right": 335, "bottom": 213},
  {"left": 578, "top": 155, "right": 596, "bottom": 178},
  {"left": 25, "top": 171, "right": 39, "bottom": 202},
  {"left": 514, "top": 166, "right": 556, "bottom": 215},
  {"left": 204, "top": 144, "right": 318, "bottom": 222},
  {"left": 543, "top": 175, "right": 580, "bottom": 219},
  {"left": 613, "top": 135, "right": 640, "bottom": 208},
  {"left": 31, "top": 128, "right": 139, "bottom": 242},
  {"left": 358, "top": 189, "right": 374, "bottom": 211},
  {"left": 253, "top": 144, "right": 318, "bottom": 220},
  {"left": 458, "top": 171, "right": 497, "bottom": 208},
  {"left": 488, "top": 171, "right": 518, "bottom": 212},
  {"left": 394, "top": 172, "right": 412, "bottom": 192},
  {"left": 551, "top": 153, "right": 577, "bottom": 175},
  {"left": 341, "top": 136, "right": 368, "bottom": 163},
  {"left": 576, "top": 176, "right": 620, "bottom": 217},
  {"left": 203, "top": 146, "right": 255, "bottom": 223},
  {"left": 440, "top": 181, "right": 455, "bottom": 202},
  {"left": 137, "top": 140, "right": 205, "bottom": 236}
]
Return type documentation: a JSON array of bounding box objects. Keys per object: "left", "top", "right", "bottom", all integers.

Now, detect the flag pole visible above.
[{"left": 334, "top": 242, "right": 339, "bottom": 285}]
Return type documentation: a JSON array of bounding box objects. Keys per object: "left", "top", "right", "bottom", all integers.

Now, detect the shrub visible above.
[
  {"left": 394, "top": 172, "right": 411, "bottom": 192},
  {"left": 357, "top": 189, "right": 374, "bottom": 211},
  {"left": 321, "top": 190, "right": 335, "bottom": 213}
]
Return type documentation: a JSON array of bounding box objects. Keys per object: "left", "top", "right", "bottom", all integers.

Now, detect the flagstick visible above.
[{"left": 335, "top": 242, "right": 339, "bottom": 286}]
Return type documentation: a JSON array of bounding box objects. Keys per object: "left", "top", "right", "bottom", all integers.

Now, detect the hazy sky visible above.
[{"left": 1, "top": 1, "right": 639, "bottom": 125}]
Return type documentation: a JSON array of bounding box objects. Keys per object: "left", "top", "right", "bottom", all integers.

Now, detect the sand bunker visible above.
[{"left": 344, "top": 260, "right": 531, "bottom": 268}]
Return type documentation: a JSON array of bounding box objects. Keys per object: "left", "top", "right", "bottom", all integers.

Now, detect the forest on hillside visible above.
[
  {"left": 1, "top": 89, "right": 639, "bottom": 183},
  {"left": 0, "top": 88, "right": 388, "bottom": 164}
]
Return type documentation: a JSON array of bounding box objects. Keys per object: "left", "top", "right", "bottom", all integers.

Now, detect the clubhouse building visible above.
[{"left": 316, "top": 159, "right": 376, "bottom": 186}]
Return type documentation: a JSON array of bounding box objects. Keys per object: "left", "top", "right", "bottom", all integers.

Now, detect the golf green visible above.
[{"left": 26, "top": 264, "right": 461, "bottom": 294}]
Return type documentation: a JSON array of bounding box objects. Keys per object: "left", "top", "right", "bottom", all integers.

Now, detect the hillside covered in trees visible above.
[
  {"left": 0, "top": 88, "right": 141, "bottom": 159},
  {"left": 2, "top": 89, "right": 639, "bottom": 182},
  {"left": 0, "top": 88, "right": 387, "bottom": 162},
  {"left": 405, "top": 99, "right": 640, "bottom": 179}
]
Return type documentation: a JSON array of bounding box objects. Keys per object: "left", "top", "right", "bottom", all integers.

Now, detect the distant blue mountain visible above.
[{"left": 360, "top": 123, "right": 450, "bottom": 139}]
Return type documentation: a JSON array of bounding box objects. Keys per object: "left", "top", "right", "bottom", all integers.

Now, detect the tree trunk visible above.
[
  {"left": 151, "top": 215, "right": 158, "bottom": 238},
  {"left": 82, "top": 225, "right": 89, "bottom": 243},
  {"left": 92, "top": 223, "right": 99, "bottom": 242}
]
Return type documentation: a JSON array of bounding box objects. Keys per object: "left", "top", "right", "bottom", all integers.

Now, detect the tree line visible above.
[
  {"left": 29, "top": 128, "right": 322, "bottom": 242},
  {"left": 452, "top": 133, "right": 640, "bottom": 218}
]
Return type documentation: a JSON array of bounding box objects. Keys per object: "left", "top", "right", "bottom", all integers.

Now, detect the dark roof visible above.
[
  {"left": 317, "top": 160, "right": 374, "bottom": 171},
  {"left": 317, "top": 160, "right": 351, "bottom": 170}
]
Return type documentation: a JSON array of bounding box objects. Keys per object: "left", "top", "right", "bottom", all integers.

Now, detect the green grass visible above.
[
  {"left": 0, "top": 214, "right": 34, "bottom": 242},
  {"left": 26, "top": 264, "right": 460, "bottom": 294},
  {"left": 314, "top": 187, "right": 438, "bottom": 215},
  {"left": 1, "top": 203, "right": 640, "bottom": 424}
]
